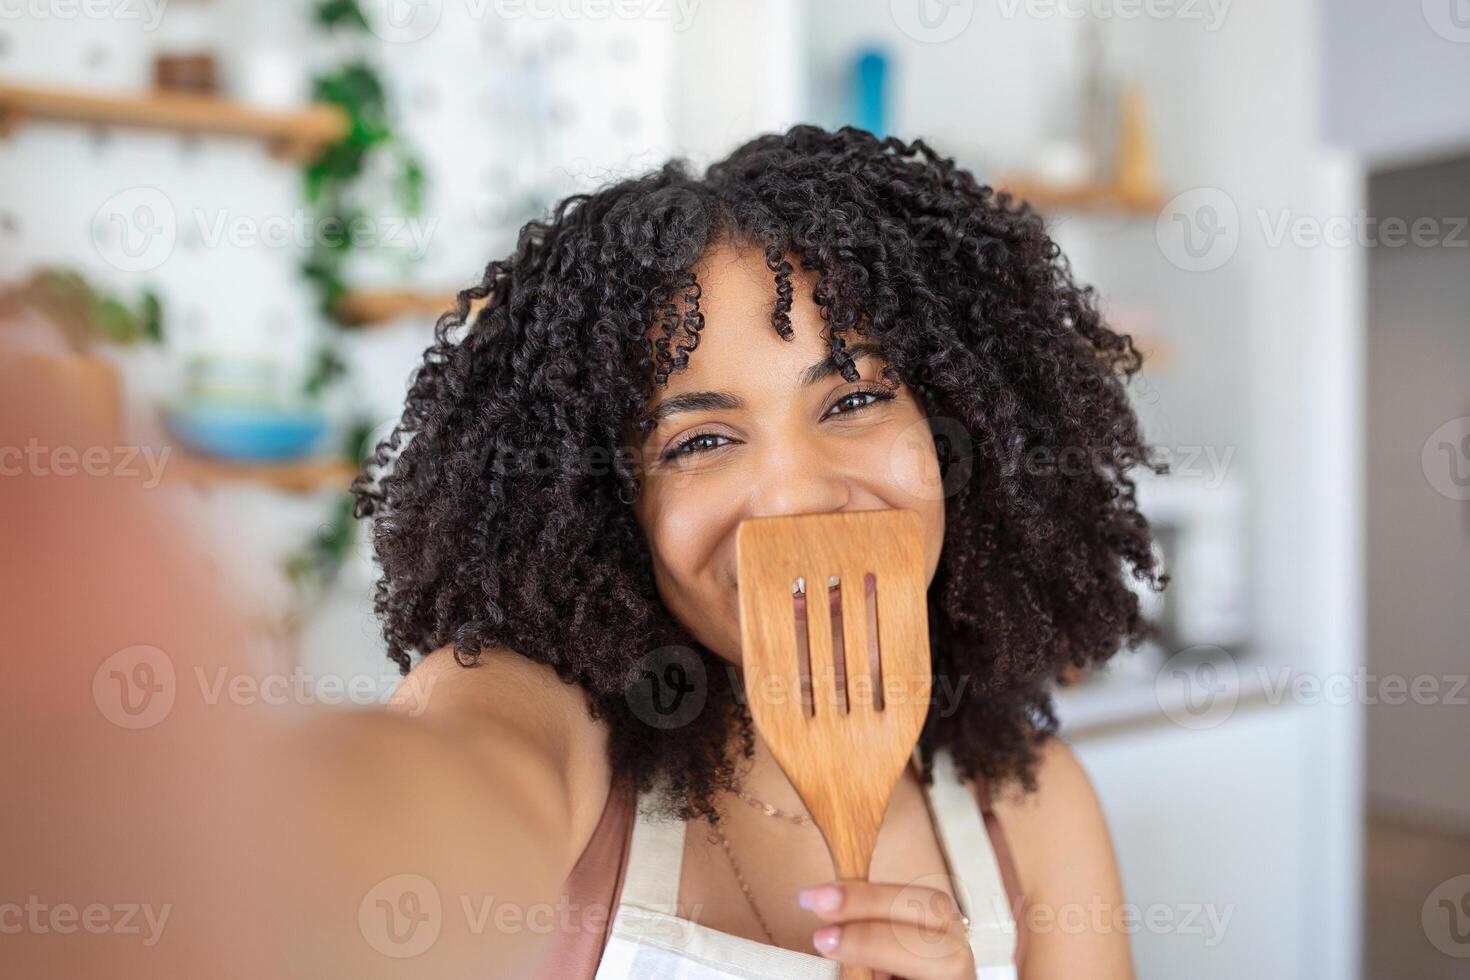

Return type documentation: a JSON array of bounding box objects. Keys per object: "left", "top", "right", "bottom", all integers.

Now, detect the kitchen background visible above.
[{"left": 2, "top": 1, "right": 1467, "bottom": 977}]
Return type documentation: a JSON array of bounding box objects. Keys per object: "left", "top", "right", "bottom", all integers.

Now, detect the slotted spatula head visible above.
[{"left": 735, "top": 508, "right": 933, "bottom": 895}]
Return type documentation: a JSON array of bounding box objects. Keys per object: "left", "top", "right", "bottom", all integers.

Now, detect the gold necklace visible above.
[
  {"left": 707, "top": 820, "right": 778, "bottom": 945},
  {"left": 714, "top": 780, "right": 973, "bottom": 943},
  {"left": 704, "top": 784, "right": 812, "bottom": 945},
  {"left": 732, "top": 788, "right": 815, "bottom": 826}
]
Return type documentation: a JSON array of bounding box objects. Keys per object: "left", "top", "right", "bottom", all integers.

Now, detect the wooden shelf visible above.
[
  {"left": 334, "top": 288, "right": 494, "bottom": 327},
  {"left": 998, "top": 88, "right": 1167, "bottom": 217},
  {"left": 334, "top": 288, "right": 455, "bottom": 327},
  {"left": 994, "top": 177, "right": 1166, "bottom": 217},
  {"left": 168, "top": 454, "right": 358, "bottom": 494},
  {"left": 0, "top": 81, "right": 349, "bottom": 161}
]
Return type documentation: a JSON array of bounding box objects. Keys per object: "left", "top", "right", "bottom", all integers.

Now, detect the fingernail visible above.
[
  {"left": 798, "top": 885, "right": 841, "bottom": 912},
  {"left": 813, "top": 924, "right": 841, "bottom": 953}
]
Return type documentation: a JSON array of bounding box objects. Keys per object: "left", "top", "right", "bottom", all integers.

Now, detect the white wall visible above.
[
  {"left": 668, "top": 0, "right": 805, "bottom": 166},
  {"left": 1074, "top": 704, "right": 1309, "bottom": 978},
  {"left": 1323, "top": 0, "right": 1470, "bottom": 165}
]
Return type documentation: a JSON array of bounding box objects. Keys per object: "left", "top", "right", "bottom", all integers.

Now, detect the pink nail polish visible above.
[
  {"left": 813, "top": 925, "right": 841, "bottom": 953},
  {"left": 798, "top": 885, "right": 841, "bottom": 912}
]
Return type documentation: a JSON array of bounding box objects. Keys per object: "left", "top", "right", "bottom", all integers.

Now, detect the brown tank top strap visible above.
[
  {"left": 526, "top": 775, "right": 637, "bottom": 978},
  {"left": 971, "top": 770, "right": 1028, "bottom": 970}
]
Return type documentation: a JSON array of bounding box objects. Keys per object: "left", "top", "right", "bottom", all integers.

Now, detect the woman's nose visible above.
[{"left": 745, "top": 442, "right": 852, "bottom": 520}]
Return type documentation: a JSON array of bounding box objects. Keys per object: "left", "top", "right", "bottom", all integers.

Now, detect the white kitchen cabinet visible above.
[{"left": 1070, "top": 701, "right": 1321, "bottom": 978}]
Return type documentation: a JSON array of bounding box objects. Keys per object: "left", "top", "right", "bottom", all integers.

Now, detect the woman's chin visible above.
[{"left": 704, "top": 632, "right": 743, "bottom": 668}]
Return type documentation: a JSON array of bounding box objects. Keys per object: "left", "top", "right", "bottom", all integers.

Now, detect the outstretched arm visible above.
[{"left": 1, "top": 368, "right": 609, "bottom": 979}]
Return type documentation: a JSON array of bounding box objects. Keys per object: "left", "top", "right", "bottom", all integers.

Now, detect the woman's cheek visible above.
[
  {"left": 881, "top": 417, "right": 948, "bottom": 509},
  {"left": 645, "top": 498, "right": 743, "bottom": 647},
  {"left": 868, "top": 423, "right": 947, "bottom": 581}
]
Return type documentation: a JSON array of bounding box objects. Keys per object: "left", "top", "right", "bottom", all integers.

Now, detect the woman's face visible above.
[{"left": 629, "top": 243, "right": 947, "bottom": 666}]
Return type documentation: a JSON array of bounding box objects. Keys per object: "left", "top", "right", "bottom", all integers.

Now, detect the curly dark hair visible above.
[{"left": 353, "top": 124, "right": 1169, "bottom": 823}]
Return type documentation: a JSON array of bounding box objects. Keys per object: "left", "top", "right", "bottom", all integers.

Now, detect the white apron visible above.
[{"left": 593, "top": 747, "right": 1019, "bottom": 979}]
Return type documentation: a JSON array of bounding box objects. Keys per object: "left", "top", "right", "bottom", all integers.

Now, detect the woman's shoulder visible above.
[
  {"left": 389, "top": 644, "right": 616, "bottom": 871},
  {"left": 986, "top": 736, "right": 1121, "bottom": 906}
]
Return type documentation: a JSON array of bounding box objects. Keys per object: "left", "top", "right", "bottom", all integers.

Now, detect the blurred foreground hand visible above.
[{"left": 0, "top": 355, "right": 556, "bottom": 979}]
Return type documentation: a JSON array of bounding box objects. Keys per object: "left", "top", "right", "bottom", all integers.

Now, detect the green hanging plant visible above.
[
  {"left": 313, "top": 0, "right": 370, "bottom": 31},
  {"left": 283, "top": 418, "right": 376, "bottom": 600},
  {"left": 302, "top": 1, "right": 428, "bottom": 325},
  {"left": 301, "top": 343, "right": 349, "bottom": 400}
]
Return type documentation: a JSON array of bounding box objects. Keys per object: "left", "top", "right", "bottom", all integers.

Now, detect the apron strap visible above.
[
  {"left": 927, "top": 747, "right": 1020, "bottom": 970},
  {"left": 615, "top": 797, "right": 687, "bottom": 915}
]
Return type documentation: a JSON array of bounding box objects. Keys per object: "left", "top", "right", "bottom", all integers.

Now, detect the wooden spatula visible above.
[{"left": 736, "top": 508, "right": 932, "bottom": 980}]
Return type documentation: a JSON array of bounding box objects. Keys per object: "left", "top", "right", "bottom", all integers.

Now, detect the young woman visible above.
[{"left": 351, "top": 125, "right": 1167, "bottom": 978}]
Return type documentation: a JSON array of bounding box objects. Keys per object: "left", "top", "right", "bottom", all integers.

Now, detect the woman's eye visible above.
[
  {"left": 663, "top": 431, "right": 732, "bottom": 461},
  {"left": 827, "top": 388, "right": 894, "bottom": 417}
]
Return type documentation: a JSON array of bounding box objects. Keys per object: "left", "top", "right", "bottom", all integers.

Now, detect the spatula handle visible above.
[
  {"left": 833, "top": 840, "right": 877, "bottom": 980},
  {"left": 830, "top": 819, "right": 880, "bottom": 882}
]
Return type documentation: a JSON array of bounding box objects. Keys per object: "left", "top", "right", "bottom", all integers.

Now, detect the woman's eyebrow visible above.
[
  {"left": 646, "top": 343, "right": 884, "bottom": 426},
  {"left": 646, "top": 390, "right": 741, "bottom": 425},
  {"left": 800, "top": 342, "right": 883, "bottom": 386}
]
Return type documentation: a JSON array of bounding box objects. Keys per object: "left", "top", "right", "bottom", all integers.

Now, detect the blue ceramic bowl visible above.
[{"left": 166, "top": 404, "right": 328, "bottom": 462}]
